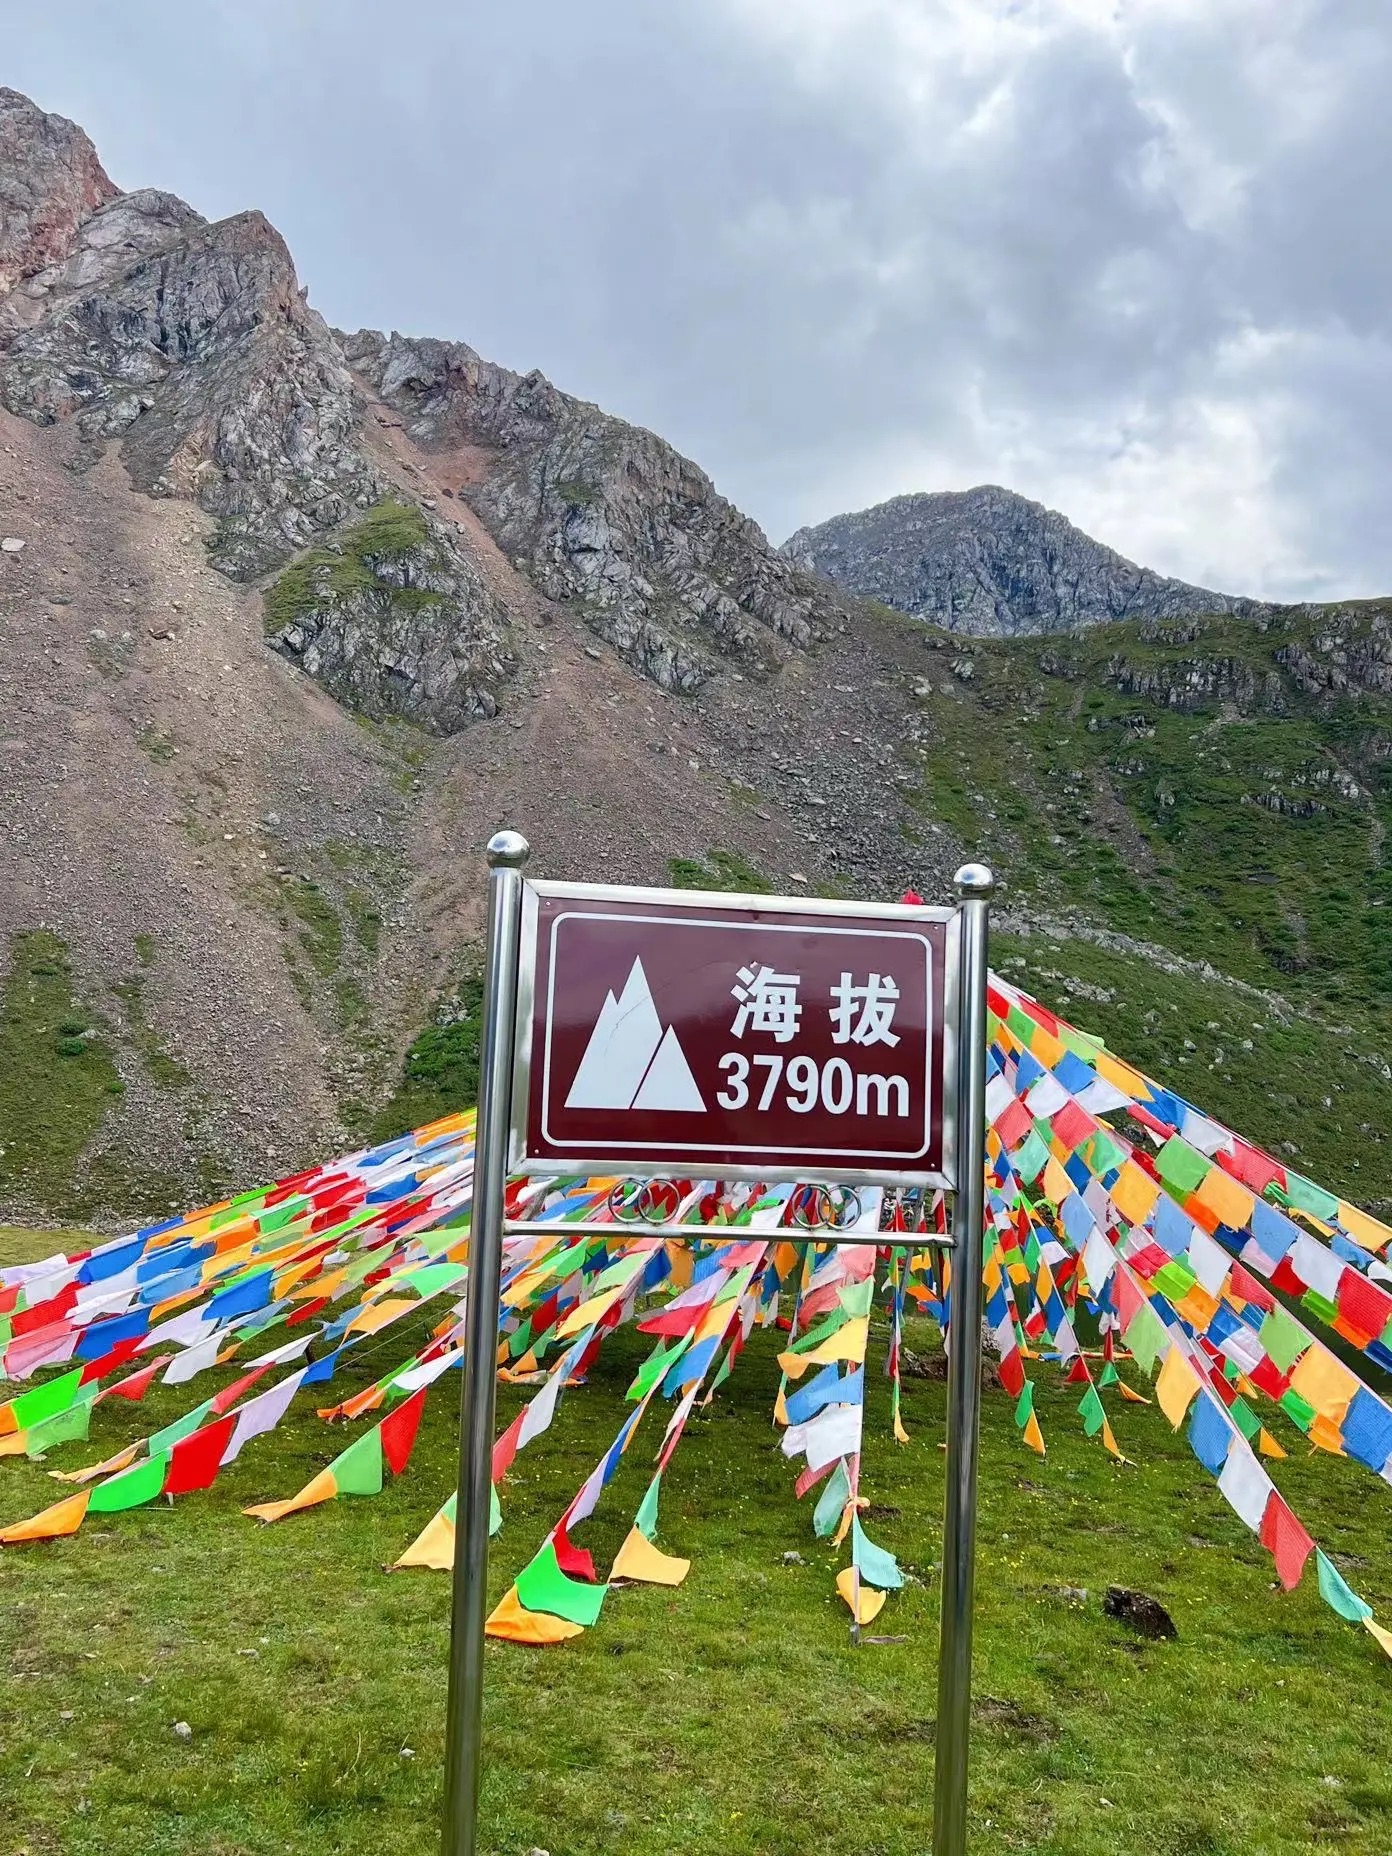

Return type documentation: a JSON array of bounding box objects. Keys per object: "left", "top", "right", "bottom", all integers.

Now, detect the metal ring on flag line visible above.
[
  {"left": 607, "top": 1179, "right": 683, "bottom": 1224},
  {"left": 790, "top": 1184, "right": 863, "bottom": 1230}
]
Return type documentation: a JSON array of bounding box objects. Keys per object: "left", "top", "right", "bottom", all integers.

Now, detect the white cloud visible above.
[{"left": 3, "top": 0, "right": 1389, "bottom": 598}]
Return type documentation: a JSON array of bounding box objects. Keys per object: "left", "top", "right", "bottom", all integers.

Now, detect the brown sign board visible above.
[{"left": 511, "top": 882, "right": 959, "bottom": 1187}]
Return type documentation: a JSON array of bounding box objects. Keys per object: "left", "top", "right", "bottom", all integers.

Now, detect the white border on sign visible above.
[
  {"left": 507, "top": 879, "right": 962, "bottom": 1188},
  {"left": 540, "top": 909, "right": 936, "bottom": 1162}
]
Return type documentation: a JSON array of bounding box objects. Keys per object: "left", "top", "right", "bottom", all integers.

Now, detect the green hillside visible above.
[{"left": 906, "top": 602, "right": 1392, "bottom": 1205}]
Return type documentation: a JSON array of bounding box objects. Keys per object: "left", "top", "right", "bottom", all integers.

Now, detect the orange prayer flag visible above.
[
  {"left": 486, "top": 1586, "right": 583, "bottom": 1644},
  {"left": 243, "top": 1467, "right": 338, "bottom": 1524},
  {"left": 1258, "top": 1428, "right": 1288, "bottom": 1460},
  {"left": 0, "top": 1488, "right": 91, "bottom": 1544}
]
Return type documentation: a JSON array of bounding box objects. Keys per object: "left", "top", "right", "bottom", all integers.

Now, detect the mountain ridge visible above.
[{"left": 782, "top": 484, "right": 1271, "bottom": 637}]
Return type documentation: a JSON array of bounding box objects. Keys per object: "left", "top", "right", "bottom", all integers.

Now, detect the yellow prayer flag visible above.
[
  {"left": 393, "top": 1508, "right": 455, "bottom": 1571},
  {"left": 485, "top": 1586, "right": 583, "bottom": 1644},
  {"left": 1193, "top": 1165, "right": 1255, "bottom": 1230},
  {"left": 836, "top": 1566, "right": 887, "bottom": 1625},
  {"left": 1339, "top": 1203, "right": 1392, "bottom": 1255},
  {"left": 611, "top": 1526, "right": 690, "bottom": 1587},
  {"left": 1111, "top": 1162, "right": 1160, "bottom": 1227},
  {"left": 1290, "top": 1346, "right": 1359, "bottom": 1426},
  {"left": 1156, "top": 1347, "right": 1202, "bottom": 1429}
]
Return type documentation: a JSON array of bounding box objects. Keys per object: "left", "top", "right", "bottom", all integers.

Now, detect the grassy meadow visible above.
[{"left": 2, "top": 1226, "right": 1391, "bottom": 1856}]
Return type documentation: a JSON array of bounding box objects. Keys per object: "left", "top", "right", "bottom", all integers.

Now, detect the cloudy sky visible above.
[{"left": 6, "top": 0, "right": 1390, "bottom": 598}]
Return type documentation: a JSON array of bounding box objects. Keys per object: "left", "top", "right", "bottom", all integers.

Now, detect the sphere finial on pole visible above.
[
  {"left": 487, "top": 830, "right": 530, "bottom": 870},
  {"left": 954, "top": 862, "right": 994, "bottom": 898}
]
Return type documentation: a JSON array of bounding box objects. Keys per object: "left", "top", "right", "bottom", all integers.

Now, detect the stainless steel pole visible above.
[
  {"left": 932, "top": 862, "right": 994, "bottom": 1856},
  {"left": 441, "top": 829, "right": 530, "bottom": 1856}
]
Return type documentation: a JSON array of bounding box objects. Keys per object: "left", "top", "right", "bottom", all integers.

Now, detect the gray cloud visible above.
[{"left": 4, "top": 0, "right": 1389, "bottom": 598}]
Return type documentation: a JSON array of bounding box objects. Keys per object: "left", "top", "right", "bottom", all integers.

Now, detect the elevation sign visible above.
[{"left": 513, "top": 883, "right": 956, "bottom": 1185}]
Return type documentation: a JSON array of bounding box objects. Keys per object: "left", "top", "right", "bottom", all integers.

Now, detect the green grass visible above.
[
  {"left": 282, "top": 880, "right": 344, "bottom": 980},
  {"left": 669, "top": 849, "right": 774, "bottom": 893},
  {"left": 263, "top": 500, "right": 441, "bottom": 637},
  {"left": 367, "top": 973, "right": 486, "bottom": 1144},
  {"left": 1, "top": 1261, "right": 1389, "bottom": 1856},
  {"left": 0, "top": 933, "right": 122, "bottom": 1215}
]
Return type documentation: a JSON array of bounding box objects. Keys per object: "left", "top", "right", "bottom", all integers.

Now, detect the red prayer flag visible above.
[
  {"left": 164, "top": 1412, "right": 238, "bottom": 1496},
  {"left": 1336, "top": 1269, "right": 1392, "bottom": 1345},
  {"left": 552, "top": 1521, "right": 598, "bottom": 1583},
  {"left": 380, "top": 1386, "right": 428, "bottom": 1476},
  {"left": 1260, "top": 1491, "right": 1314, "bottom": 1591}
]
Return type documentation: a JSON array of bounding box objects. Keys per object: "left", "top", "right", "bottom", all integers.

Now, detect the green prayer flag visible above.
[
  {"left": 89, "top": 1449, "right": 172, "bottom": 1513},
  {"left": 1082, "top": 1129, "right": 1125, "bottom": 1177},
  {"left": 1153, "top": 1260, "right": 1198, "bottom": 1302},
  {"left": 147, "top": 1399, "right": 215, "bottom": 1456},
  {"left": 1301, "top": 1289, "right": 1339, "bottom": 1327},
  {"left": 1058, "top": 1024, "right": 1105, "bottom": 1061},
  {"left": 515, "top": 1542, "right": 607, "bottom": 1626},
  {"left": 852, "top": 1518, "right": 905, "bottom": 1589},
  {"left": 1006, "top": 1005, "right": 1036, "bottom": 1045},
  {"left": 628, "top": 1337, "right": 687, "bottom": 1401},
  {"left": 508, "top": 1319, "right": 535, "bottom": 1359},
  {"left": 8, "top": 1367, "right": 84, "bottom": 1431},
  {"left": 1078, "top": 1385, "right": 1106, "bottom": 1437},
  {"left": 330, "top": 1425, "right": 385, "bottom": 1497},
  {"left": 1012, "top": 1130, "right": 1050, "bottom": 1185},
  {"left": 1279, "top": 1387, "right": 1316, "bottom": 1432},
  {"left": 25, "top": 1398, "right": 94, "bottom": 1456},
  {"left": 1124, "top": 1304, "right": 1169, "bottom": 1376},
  {"left": 1099, "top": 1362, "right": 1120, "bottom": 1388},
  {"left": 634, "top": 1474, "right": 662, "bottom": 1541},
  {"left": 1285, "top": 1174, "right": 1340, "bottom": 1222},
  {"left": 401, "top": 1263, "right": 466, "bottom": 1298},
  {"left": 1260, "top": 1307, "right": 1308, "bottom": 1374},
  {"left": 1156, "top": 1137, "right": 1211, "bottom": 1196},
  {"left": 1229, "top": 1397, "right": 1261, "bottom": 1443},
  {"left": 837, "top": 1278, "right": 875, "bottom": 1319},
  {"left": 789, "top": 1306, "right": 851, "bottom": 1354},
  {"left": 1316, "top": 1549, "right": 1372, "bottom": 1623},
  {"left": 1014, "top": 1381, "right": 1035, "bottom": 1428},
  {"left": 813, "top": 1460, "right": 852, "bottom": 1539}
]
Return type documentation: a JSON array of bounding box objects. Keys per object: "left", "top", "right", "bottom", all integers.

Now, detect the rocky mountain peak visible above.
[
  {"left": 0, "top": 87, "right": 118, "bottom": 297},
  {"left": 783, "top": 485, "right": 1266, "bottom": 637},
  {"left": 343, "top": 328, "right": 842, "bottom": 693}
]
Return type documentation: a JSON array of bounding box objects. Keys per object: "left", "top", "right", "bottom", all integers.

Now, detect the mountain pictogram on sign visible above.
[{"left": 564, "top": 957, "right": 706, "bottom": 1112}]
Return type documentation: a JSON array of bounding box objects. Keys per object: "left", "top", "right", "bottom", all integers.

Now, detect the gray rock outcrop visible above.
[
  {"left": 343, "top": 330, "right": 844, "bottom": 692},
  {"left": 783, "top": 486, "right": 1266, "bottom": 637},
  {"left": 263, "top": 499, "right": 513, "bottom": 732}
]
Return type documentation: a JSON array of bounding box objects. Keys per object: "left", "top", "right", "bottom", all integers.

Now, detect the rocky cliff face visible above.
[
  {"left": 783, "top": 485, "right": 1266, "bottom": 637},
  {"left": 0, "top": 88, "right": 118, "bottom": 301},
  {"left": 342, "top": 330, "right": 844, "bottom": 692},
  {"left": 0, "top": 92, "right": 516, "bottom": 730},
  {"left": 0, "top": 88, "right": 839, "bottom": 724}
]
